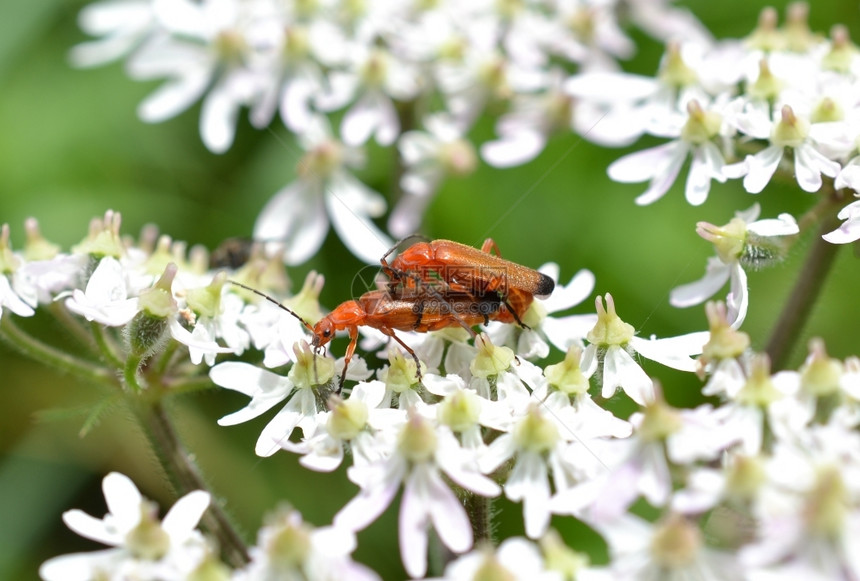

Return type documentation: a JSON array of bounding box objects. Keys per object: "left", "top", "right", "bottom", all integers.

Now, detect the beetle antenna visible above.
[{"left": 227, "top": 280, "right": 315, "bottom": 333}]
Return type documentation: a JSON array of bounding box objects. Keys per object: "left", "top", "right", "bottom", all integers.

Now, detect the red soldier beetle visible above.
[
  {"left": 380, "top": 237, "right": 555, "bottom": 326},
  {"left": 228, "top": 281, "right": 504, "bottom": 388}
]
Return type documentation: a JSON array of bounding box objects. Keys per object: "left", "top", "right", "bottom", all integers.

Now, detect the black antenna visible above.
[{"left": 227, "top": 280, "right": 314, "bottom": 333}]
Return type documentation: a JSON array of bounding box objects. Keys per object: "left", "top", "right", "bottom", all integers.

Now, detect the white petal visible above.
[
  {"left": 137, "top": 68, "right": 212, "bottom": 122},
  {"left": 669, "top": 257, "right": 731, "bottom": 308},
  {"left": 102, "top": 472, "right": 142, "bottom": 527},
  {"left": 61, "top": 510, "right": 122, "bottom": 546},
  {"left": 607, "top": 141, "right": 684, "bottom": 183},
  {"left": 747, "top": 214, "right": 799, "bottom": 236},
  {"left": 39, "top": 549, "right": 123, "bottom": 581},
  {"left": 822, "top": 200, "right": 860, "bottom": 244},
  {"left": 684, "top": 144, "right": 721, "bottom": 206},
  {"left": 161, "top": 490, "right": 209, "bottom": 540},
  {"left": 727, "top": 262, "right": 749, "bottom": 328},
  {"left": 634, "top": 142, "right": 688, "bottom": 205},
  {"left": 542, "top": 268, "right": 595, "bottom": 313},
  {"left": 564, "top": 72, "right": 658, "bottom": 102},
  {"left": 200, "top": 85, "right": 239, "bottom": 154},
  {"left": 602, "top": 346, "right": 653, "bottom": 405},
  {"left": 399, "top": 476, "right": 430, "bottom": 579},
  {"left": 413, "top": 465, "right": 473, "bottom": 554},
  {"left": 742, "top": 146, "right": 783, "bottom": 194},
  {"left": 325, "top": 178, "right": 392, "bottom": 264},
  {"left": 480, "top": 131, "right": 546, "bottom": 168},
  {"left": 253, "top": 182, "right": 329, "bottom": 265}
]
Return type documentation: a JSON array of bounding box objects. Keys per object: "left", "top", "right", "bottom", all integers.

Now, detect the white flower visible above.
[
  {"left": 607, "top": 98, "right": 733, "bottom": 206},
  {"left": 427, "top": 537, "right": 562, "bottom": 581},
  {"left": 481, "top": 69, "right": 576, "bottom": 169},
  {"left": 123, "top": 0, "right": 275, "bottom": 153},
  {"left": 389, "top": 114, "right": 477, "bottom": 238},
  {"left": 317, "top": 41, "right": 420, "bottom": 147},
  {"left": 235, "top": 508, "right": 380, "bottom": 581},
  {"left": 70, "top": 0, "right": 157, "bottom": 68},
  {"left": 742, "top": 424, "right": 860, "bottom": 580},
  {"left": 486, "top": 264, "right": 596, "bottom": 359},
  {"left": 479, "top": 403, "right": 594, "bottom": 539},
  {"left": 335, "top": 412, "right": 500, "bottom": 578},
  {"left": 592, "top": 513, "right": 743, "bottom": 581},
  {"left": 63, "top": 256, "right": 140, "bottom": 327},
  {"left": 822, "top": 198, "right": 860, "bottom": 244},
  {"left": 209, "top": 342, "right": 335, "bottom": 457},
  {"left": 583, "top": 294, "right": 706, "bottom": 405},
  {"left": 670, "top": 203, "right": 799, "bottom": 328},
  {"left": 39, "top": 472, "right": 212, "bottom": 581},
  {"left": 723, "top": 104, "right": 841, "bottom": 194},
  {"left": 280, "top": 380, "right": 403, "bottom": 472},
  {"left": 253, "top": 116, "right": 392, "bottom": 265}
]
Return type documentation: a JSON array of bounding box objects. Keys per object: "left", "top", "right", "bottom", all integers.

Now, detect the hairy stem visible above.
[
  {"left": 464, "top": 493, "right": 494, "bottom": 545},
  {"left": 91, "top": 321, "right": 124, "bottom": 368},
  {"left": 0, "top": 315, "right": 116, "bottom": 385},
  {"left": 137, "top": 400, "right": 250, "bottom": 568},
  {"left": 765, "top": 213, "right": 842, "bottom": 370}
]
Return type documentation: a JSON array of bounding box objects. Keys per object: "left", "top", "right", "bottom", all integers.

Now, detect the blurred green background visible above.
[{"left": 1, "top": 0, "right": 859, "bottom": 578}]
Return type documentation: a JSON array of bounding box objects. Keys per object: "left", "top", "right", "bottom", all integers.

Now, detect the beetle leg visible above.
[
  {"left": 338, "top": 325, "right": 360, "bottom": 391},
  {"left": 383, "top": 328, "right": 424, "bottom": 384}
]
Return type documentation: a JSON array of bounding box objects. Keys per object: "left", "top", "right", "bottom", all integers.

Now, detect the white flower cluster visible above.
[
  {"left": 71, "top": 0, "right": 709, "bottom": 263},
  {"left": 573, "top": 4, "right": 860, "bottom": 239},
  {"left": 13, "top": 207, "right": 860, "bottom": 579}
]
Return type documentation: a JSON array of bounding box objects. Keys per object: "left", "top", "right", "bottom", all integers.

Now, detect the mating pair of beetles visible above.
[{"left": 237, "top": 238, "right": 555, "bottom": 386}]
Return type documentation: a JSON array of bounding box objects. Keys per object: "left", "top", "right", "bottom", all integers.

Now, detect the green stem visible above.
[
  {"left": 124, "top": 354, "right": 145, "bottom": 392},
  {"left": 464, "top": 492, "right": 494, "bottom": 545},
  {"left": 136, "top": 400, "right": 250, "bottom": 568},
  {"left": 0, "top": 315, "right": 116, "bottom": 385},
  {"left": 765, "top": 212, "right": 843, "bottom": 371},
  {"left": 91, "top": 321, "right": 124, "bottom": 368},
  {"left": 48, "top": 302, "right": 98, "bottom": 353}
]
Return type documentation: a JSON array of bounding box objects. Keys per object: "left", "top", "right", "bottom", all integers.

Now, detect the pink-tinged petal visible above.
[
  {"left": 727, "top": 262, "right": 748, "bottom": 328},
  {"left": 253, "top": 182, "right": 328, "bottom": 266},
  {"left": 39, "top": 549, "right": 124, "bottom": 581},
  {"left": 835, "top": 157, "right": 860, "bottom": 191},
  {"left": 161, "top": 490, "right": 209, "bottom": 540},
  {"left": 62, "top": 510, "right": 123, "bottom": 546},
  {"left": 102, "top": 472, "right": 142, "bottom": 527},
  {"left": 399, "top": 484, "right": 430, "bottom": 578},
  {"left": 638, "top": 446, "right": 671, "bottom": 506},
  {"left": 670, "top": 257, "right": 731, "bottom": 308},
  {"left": 325, "top": 178, "right": 392, "bottom": 264},
  {"left": 564, "top": 72, "right": 659, "bottom": 101},
  {"left": 608, "top": 141, "right": 684, "bottom": 183},
  {"left": 419, "top": 466, "right": 472, "bottom": 553},
  {"left": 481, "top": 131, "right": 546, "bottom": 168},
  {"left": 602, "top": 346, "right": 653, "bottom": 405},
  {"left": 335, "top": 463, "right": 404, "bottom": 532},
  {"left": 823, "top": 200, "right": 860, "bottom": 244},
  {"left": 0, "top": 277, "right": 35, "bottom": 317},
  {"left": 742, "top": 146, "right": 783, "bottom": 194},
  {"left": 634, "top": 143, "right": 689, "bottom": 205}
]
